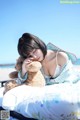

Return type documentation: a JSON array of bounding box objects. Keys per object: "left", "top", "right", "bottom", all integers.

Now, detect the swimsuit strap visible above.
[{"left": 55, "top": 50, "right": 59, "bottom": 66}]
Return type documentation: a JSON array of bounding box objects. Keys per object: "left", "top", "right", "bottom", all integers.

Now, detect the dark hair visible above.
[{"left": 18, "top": 33, "right": 47, "bottom": 58}]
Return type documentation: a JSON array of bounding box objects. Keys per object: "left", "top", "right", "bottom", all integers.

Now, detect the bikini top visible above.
[
  {"left": 52, "top": 51, "right": 61, "bottom": 78},
  {"left": 53, "top": 64, "right": 61, "bottom": 78}
]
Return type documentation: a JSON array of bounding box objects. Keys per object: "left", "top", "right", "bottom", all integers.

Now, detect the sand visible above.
[
  {"left": 0, "top": 68, "right": 15, "bottom": 87},
  {"left": 0, "top": 68, "right": 15, "bottom": 81}
]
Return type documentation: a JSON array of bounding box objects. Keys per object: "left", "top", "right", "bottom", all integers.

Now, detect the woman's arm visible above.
[
  {"left": 18, "top": 70, "right": 28, "bottom": 81},
  {"left": 18, "top": 57, "right": 34, "bottom": 81}
]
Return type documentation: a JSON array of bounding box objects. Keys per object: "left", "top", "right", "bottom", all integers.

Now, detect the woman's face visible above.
[{"left": 28, "top": 49, "right": 44, "bottom": 62}]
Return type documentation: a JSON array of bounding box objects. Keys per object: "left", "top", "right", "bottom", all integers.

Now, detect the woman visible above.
[
  {"left": 17, "top": 33, "right": 78, "bottom": 85},
  {"left": 2, "top": 33, "right": 80, "bottom": 120}
]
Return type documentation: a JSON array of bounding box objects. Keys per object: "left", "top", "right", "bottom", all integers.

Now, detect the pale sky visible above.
[{"left": 0, "top": 0, "right": 80, "bottom": 64}]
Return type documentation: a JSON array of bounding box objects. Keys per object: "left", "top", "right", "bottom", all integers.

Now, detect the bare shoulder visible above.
[
  {"left": 58, "top": 52, "right": 68, "bottom": 59},
  {"left": 58, "top": 52, "right": 68, "bottom": 65},
  {"left": 44, "top": 50, "right": 68, "bottom": 66},
  {"left": 45, "top": 50, "right": 56, "bottom": 61}
]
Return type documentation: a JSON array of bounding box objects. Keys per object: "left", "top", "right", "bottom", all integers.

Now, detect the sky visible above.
[{"left": 0, "top": 0, "right": 80, "bottom": 64}]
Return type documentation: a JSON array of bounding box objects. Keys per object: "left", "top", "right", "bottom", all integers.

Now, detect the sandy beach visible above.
[{"left": 0, "top": 68, "right": 15, "bottom": 82}]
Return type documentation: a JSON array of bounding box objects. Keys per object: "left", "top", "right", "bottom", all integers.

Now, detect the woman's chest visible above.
[{"left": 42, "top": 58, "right": 57, "bottom": 77}]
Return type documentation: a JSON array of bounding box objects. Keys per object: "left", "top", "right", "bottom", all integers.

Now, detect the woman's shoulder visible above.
[
  {"left": 58, "top": 51, "right": 68, "bottom": 59},
  {"left": 45, "top": 50, "right": 56, "bottom": 61},
  {"left": 57, "top": 51, "right": 69, "bottom": 66},
  {"left": 46, "top": 50, "right": 68, "bottom": 59},
  {"left": 44, "top": 50, "right": 68, "bottom": 65}
]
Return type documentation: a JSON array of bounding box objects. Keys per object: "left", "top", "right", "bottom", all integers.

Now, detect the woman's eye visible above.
[
  {"left": 28, "top": 55, "right": 33, "bottom": 57},
  {"left": 33, "top": 50, "right": 36, "bottom": 54}
]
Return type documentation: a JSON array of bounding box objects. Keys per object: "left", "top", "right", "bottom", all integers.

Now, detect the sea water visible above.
[{"left": 0, "top": 64, "right": 15, "bottom": 69}]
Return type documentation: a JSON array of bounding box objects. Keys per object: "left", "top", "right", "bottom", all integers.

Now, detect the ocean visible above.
[{"left": 0, "top": 64, "right": 15, "bottom": 69}]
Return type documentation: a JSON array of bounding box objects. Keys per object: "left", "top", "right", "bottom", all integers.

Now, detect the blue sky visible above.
[{"left": 0, "top": 0, "right": 80, "bottom": 64}]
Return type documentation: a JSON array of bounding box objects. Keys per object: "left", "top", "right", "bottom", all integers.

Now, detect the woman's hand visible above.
[{"left": 21, "top": 57, "right": 34, "bottom": 77}]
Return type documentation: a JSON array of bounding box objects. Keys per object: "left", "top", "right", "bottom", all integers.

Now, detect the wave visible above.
[{"left": 0, "top": 63, "right": 15, "bottom": 68}]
